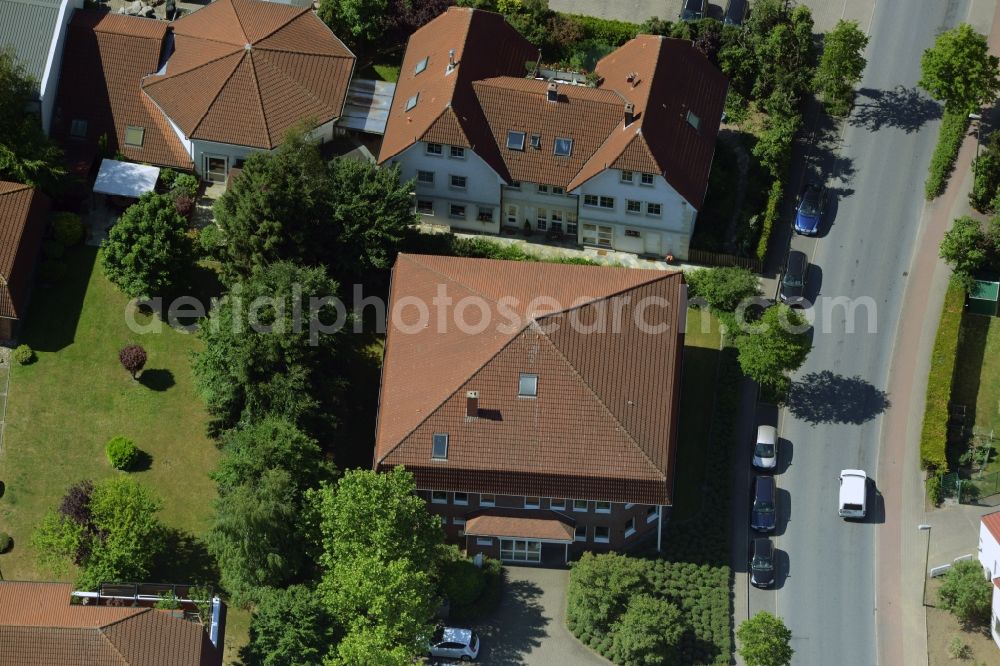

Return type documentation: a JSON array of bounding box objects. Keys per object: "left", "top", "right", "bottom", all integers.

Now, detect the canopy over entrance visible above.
[
  {"left": 93, "top": 159, "right": 159, "bottom": 198},
  {"left": 465, "top": 512, "right": 574, "bottom": 542}
]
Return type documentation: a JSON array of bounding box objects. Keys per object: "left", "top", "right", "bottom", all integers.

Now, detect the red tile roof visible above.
[
  {"left": 143, "top": 0, "right": 356, "bottom": 150},
  {"left": 378, "top": 8, "right": 728, "bottom": 208},
  {"left": 53, "top": 11, "right": 193, "bottom": 171},
  {"left": 0, "top": 582, "right": 220, "bottom": 666},
  {"left": 465, "top": 511, "right": 575, "bottom": 541},
  {"left": 983, "top": 511, "right": 1000, "bottom": 544},
  {"left": 374, "top": 254, "right": 685, "bottom": 506},
  {"left": 0, "top": 182, "right": 50, "bottom": 320}
]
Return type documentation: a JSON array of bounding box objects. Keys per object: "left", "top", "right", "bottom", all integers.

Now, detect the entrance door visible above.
[
  {"left": 499, "top": 539, "right": 541, "bottom": 563},
  {"left": 505, "top": 204, "right": 519, "bottom": 227},
  {"left": 643, "top": 231, "right": 662, "bottom": 256},
  {"left": 203, "top": 155, "right": 228, "bottom": 183}
]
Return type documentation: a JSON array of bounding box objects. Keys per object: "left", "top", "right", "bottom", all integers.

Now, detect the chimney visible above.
[
  {"left": 448, "top": 49, "right": 456, "bottom": 67},
  {"left": 547, "top": 82, "right": 558, "bottom": 103},
  {"left": 466, "top": 390, "right": 479, "bottom": 418},
  {"left": 624, "top": 102, "right": 635, "bottom": 126}
]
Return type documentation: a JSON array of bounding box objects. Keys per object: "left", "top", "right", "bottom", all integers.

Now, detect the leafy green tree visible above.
[
  {"left": 970, "top": 130, "right": 1000, "bottom": 212},
  {"left": 566, "top": 552, "right": 646, "bottom": 639},
  {"left": 608, "top": 594, "right": 686, "bottom": 665},
  {"left": 940, "top": 216, "right": 989, "bottom": 289},
  {"left": 317, "top": 0, "right": 389, "bottom": 50},
  {"left": 101, "top": 192, "right": 193, "bottom": 298},
  {"left": 752, "top": 111, "right": 801, "bottom": 179},
  {"left": 311, "top": 468, "right": 444, "bottom": 663},
  {"left": 241, "top": 585, "right": 338, "bottom": 666},
  {"left": 192, "top": 262, "right": 344, "bottom": 431},
  {"left": 737, "top": 611, "right": 793, "bottom": 666},
  {"left": 733, "top": 304, "right": 811, "bottom": 395},
  {"left": 814, "top": 20, "right": 869, "bottom": 115},
  {"left": 938, "top": 559, "right": 992, "bottom": 627},
  {"left": 0, "top": 49, "right": 64, "bottom": 192},
  {"left": 920, "top": 24, "right": 1000, "bottom": 114},
  {"left": 686, "top": 267, "right": 761, "bottom": 312}
]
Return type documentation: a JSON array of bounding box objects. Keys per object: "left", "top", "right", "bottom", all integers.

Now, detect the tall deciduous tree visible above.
[
  {"left": 938, "top": 559, "right": 992, "bottom": 627},
  {"left": 733, "top": 304, "right": 811, "bottom": 395},
  {"left": 687, "top": 267, "right": 762, "bottom": 312},
  {"left": 920, "top": 23, "right": 1000, "bottom": 114},
  {"left": 737, "top": 611, "right": 794, "bottom": 666},
  {"left": 0, "top": 49, "right": 64, "bottom": 192},
  {"left": 241, "top": 585, "right": 338, "bottom": 666},
  {"left": 940, "top": 215, "right": 989, "bottom": 289},
  {"left": 317, "top": 0, "right": 389, "bottom": 51},
  {"left": 566, "top": 552, "right": 647, "bottom": 639},
  {"left": 608, "top": 594, "right": 686, "bottom": 665},
  {"left": 101, "top": 192, "right": 193, "bottom": 298},
  {"left": 814, "top": 20, "right": 869, "bottom": 115}
]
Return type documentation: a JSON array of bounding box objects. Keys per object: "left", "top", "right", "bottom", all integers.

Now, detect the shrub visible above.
[
  {"left": 174, "top": 194, "right": 195, "bottom": 219},
  {"left": 755, "top": 179, "right": 784, "bottom": 262},
  {"left": 0, "top": 532, "right": 10, "bottom": 553},
  {"left": 157, "top": 167, "right": 178, "bottom": 190},
  {"left": 39, "top": 259, "right": 66, "bottom": 283},
  {"left": 927, "top": 474, "right": 943, "bottom": 506},
  {"left": 199, "top": 224, "right": 223, "bottom": 255},
  {"left": 925, "top": 110, "right": 970, "bottom": 200},
  {"left": 12, "top": 344, "right": 35, "bottom": 365},
  {"left": 43, "top": 240, "right": 64, "bottom": 259},
  {"left": 448, "top": 557, "right": 503, "bottom": 621},
  {"left": 948, "top": 636, "right": 972, "bottom": 659},
  {"left": 440, "top": 557, "right": 486, "bottom": 607},
  {"left": 920, "top": 280, "right": 964, "bottom": 470},
  {"left": 105, "top": 436, "right": 138, "bottom": 470},
  {"left": 970, "top": 130, "right": 1000, "bottom": 212},
  {"left": 939, "top": 559, "right": 992, "bottom": 627},
  {"left": 52, "top": 212, "right": 84, "bottom": 246},
  {"left": 119, "top": 344, "right": 147, "bottom": 379},
  {"left": 171, "top": 173, "right": 199, "bottom": 199}
]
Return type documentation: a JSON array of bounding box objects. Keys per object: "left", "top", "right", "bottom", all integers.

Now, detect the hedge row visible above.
[
  {"left": 925, "top": 110, "right": 971, "bottom": 201},
  {"left": 755, "top": 179, "right": 784, "bottom": 263},
  {"left": 404, "top": 231, "right": 605, "bottom": 266},
  {"left": 563, "top": 13, "right": 640, "bottom": 47},
  {"left": 919, "top": 280, "right": 965, "bottom": 470}
]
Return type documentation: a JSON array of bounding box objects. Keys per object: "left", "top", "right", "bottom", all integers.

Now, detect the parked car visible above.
[
  {"left": 723, "top": 0, "right": 748, "bottom": 25},
  {"left": 794, "top": 182, "right": 826, "bottom": 235},
  {"left": 753, "top": 425, "right": 777, "bottom": 470},
  {"left": 680, "top": 0, "right": 707, "bottom": 21},
  {"left": 751, "top": 475, "right": 777, "bottom": 532},
  {"left": 779, "top": 250, "right": 808, "bottom": 305},
  {"left": 749, "top": 537, "right": 775, "bottom": 587},
  {"left": 838, "top": 469, "right": 868, "bottom": 519},
  {"left": 429, "top": 627, "right": 480, "bottom": 661}
]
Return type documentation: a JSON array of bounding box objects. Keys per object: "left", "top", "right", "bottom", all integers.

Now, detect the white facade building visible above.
[{"left": 978, "top": 512, "right": 1000, "bottom": 648}]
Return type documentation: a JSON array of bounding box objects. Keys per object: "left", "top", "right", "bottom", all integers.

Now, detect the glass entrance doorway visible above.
[
  {"left": 499, "top": 539, "right": 541, "bottom": 563},
  {"left": 203, "top": 155, "right": 228, "bottom": 183}
]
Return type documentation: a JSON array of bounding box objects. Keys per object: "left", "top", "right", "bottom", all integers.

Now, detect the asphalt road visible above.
[{"left": 745, "top": 1, "right": 975, "bottom": 664}]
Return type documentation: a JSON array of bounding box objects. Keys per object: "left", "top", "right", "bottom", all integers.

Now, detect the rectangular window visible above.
[
  {"left": 449, "top": 174, "right": 467, "bottom": 189},
  {"left": 599, "top": 196, "right": 615, "bottom": 209},
  {"left": 405, "top": 93, "right": 419, "bottom": 111},
  {"left": 426, "top": 143, "right": 443, "bottom": 155},
  {"left": 573, "top": 499, "right": 588, "bottom": 512},
  {"left": 687, "top": 110, "right": 700, "bottom": 129},
  {"left": 575, "top": 525, "right": 587, "bottom": 542},
  {"left": 626, "top": 199, "right": 641, "bottom": 214},
  {"left": 640, "top": 173, "right": 655, "bottom": 185},
  {"left": 625, "top": 229, "right": 641, "bottom": 238},
  {"left": 535, "top": 208, "right": 547, "bottom": 230},
  {"left": 647, "top": 202, "right": 662, "bottom": 216},
  {"left": 581, "top": 223, "right": 613, "bottom": 247},
  {"left": 551, "top": 210, "right": 563, "bottom": 223},
  {"left": 70, "top": 119, "right": 87, "bottom": 138},
  {"left": 524, "top": 497, "right": 540, "bottom": 509},
  {"left": 567, "top": 222, "right": 578, "bottom": 235},
  {"left": 416, "top": 200, "right": 434, "bottom": 215},
  {"left": 553, "top": 137, "right": 573, "bottom": 156},
  {"left": 594, "top": 526, "right": 610, "bottom": 543},
  {"left": 124, "top": 125, "right": 145, "bottom": 147},
  {"left": 476, "top": 536, "right": 493, "bottom": 546},
  {"left": 454, "top": 492, "right": 469, "bottom": 505},
  {"left": 450, "top": 146, "right": 465, "bottom": 158},
  {"left": 583, "top": 194, "right": 599, "bottom": 207},
  {"left": 449, "top": 204, "right": 466, "bottom": 219},
  {"left": 537, "top": 184, "right": 549, "bottom": 194},
  {"left": 477, "top": 206, "right": 494, "bottom": 222},
  {"left": 416, "top": 170, "right": 434, "bottom": 185},
  {"left": 647, "top": 505, "right": 659, "bottom": 523},
  {"left": 625, "top": 517, "right": 636, "bottom": 537},
  {"left": 596, "top": 501, "right": 612, "bottom": 513},
  {"left": 507, "top": 131, "right": 526, "bottom": 151},
  {"left": 530, "top": 134, "right": 541, "bottom": 149},
  {"left": 431, "top": 433, "right": 448, "bottom": 459},
  {"left": 415, "top": 56, "right": 429, "bottom": 75},
  {"left": 480, "top": 494, "right": 496, "bottom": 507},
  {"left": 519, "top": 373, "right": 538, "bottom": 397},
  {"left": 454, "top": 517, "right": 466, "bottom": 536},
  {"left": 620, "top": 170, "right": 634, "bottom": 183},
  {"left": 431, "top": 490, "right": 448, "bottom": 504},
  {"left": 536, "top": 219, "right": 547, "bottom": 230},
  {"left": 508, "top": 180, "right": 521, "bottom": 190},
  {"left": 552, "top": 186, "right": 564, "bottom": 195},
  {"left": 500, "top": 539, "right": 541, "bottom": 563},
  {"left": 549, "top": 498, "right": 566, "bottom": 510}
]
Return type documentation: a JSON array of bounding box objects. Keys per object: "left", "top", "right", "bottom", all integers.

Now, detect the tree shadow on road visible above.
[
  {"left": 786, "top": 371, "right": 890, "bottom": 425},
  {"left": 475, "top": 573, "right": 547, "bottom": 664},
  {"left": 850, "top": 87, "right": 942, "bottom": 134}
]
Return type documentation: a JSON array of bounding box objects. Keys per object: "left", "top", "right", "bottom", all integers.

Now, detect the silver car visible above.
[
  {"left": 753, "top": 425, "right": 777, "bottom": 470},
  {"left": 429, "top": 627, "right": 480, "bottom": 662}
]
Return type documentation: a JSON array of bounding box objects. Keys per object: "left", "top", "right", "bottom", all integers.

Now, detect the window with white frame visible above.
[
  {"left": 625, "top": 229, "right": 641, "bottom": 238},
  {"left": 524, "top": 496, "right": 540, "bottom": 509},
  {"left": 567, "top": 212, "right": 578, "bottom": 235},
  {"left": 507, "top": 131, "right": 526, "bottom": 150},
  {"left": 416, "top": 200, "right": 434, "bottom": 215},
  {"left": 518, "top": 373, "right": 538, "bottom": 397},
  {"left": 552, "top": 186, "right": 564, "bottom": 195},
  {"left": 476, "top": 536, "right": 493, "bottom": 545},
  {"left": 594, "top": 526, "right": 610, "bottom": 543},
  {"left": 625, "top": 517, "right": 636, "bottom": 537},
  {"left": 431, "top": 433, "right": 448, "bottom": 459},
  {"left": 575, "top": 525, "right": 587, "bottom": 542},
  {"left": 553, "top": 137, "right": 573, "bottom": 156},
  {"left": 595, "top": 501, "right": 612, "bottom": 513},
  {"left": 550, "top": 210, "right": 563, "bottom": 232},
  {"left": 640, "top": 172, "right": 655, "bottom": 185},
  {"left": 626, "top": 199, "right": 641, "bottom": 214},
  {"left": 647, "top": 505, "right": 659, "bottom": 523},
  {"left": 449, "top": 204, "right": 466, "bottom": 219},
  {"left": 477, "top": 206, "right": 494, "bottom": 222},
  {"left": 573, "top": 499, "right": 588, "bottom": 512},
  {"left": 508, "top": 180, "right": 521, "bottom": 190},
  {"left": 620, "top": 170, "right": 634, "bottom": 183},
  {"left": 647, "top": 202, "right": 662, "bottom": 216},
  {"left": 599, "top": 196, "right": 615, "bottom": 209},
  {"left": 405, "top": 93, "right": 419, "bottom": 111},
  {"left": 581, "top": 223, "right": 613, "bottom": 247},
  {"left": 450, "top": 174, "right": 467, "bottom": 189},
  {"left": 450, "top": 146, "right": 465, "bottom": 158},
  {"left": 124, "top": 125, "right": 145, "bottom": 147},
  {"left": 426, "top": 143, "right": 443, "bottom": 155},
  {"left": 537, "top": 184, "right": 549, "bottom": 194},
  {"left": 454, "top": 492, "right": 469, "bottom": 505},
  {"left": 480, "top": 494, "right": 496, "bottom": 507},
  {"left": 530, "top": 134, "right": 542, "bottom": 149},
  {"left": 417, "top": 170, "right": 434, "bottom": 185},
  {"left": 431, "top": 490, "right": 448, "bottom": 504},
  {"left": 583, "top": 194, "right": 599, "bottom": 207},
  {"left": 550, "top": 498, "right": 566, "bottom": 510},
  {"left": 535, "top": 208, "right": 547, "bottom": 230}
]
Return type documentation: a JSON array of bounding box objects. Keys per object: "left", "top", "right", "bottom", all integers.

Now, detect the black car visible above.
[
  {"left": 751, "top": 475, "right": 776, "bottom": 532},
  {"left": 723, "top": 0, "right": 748, "bottom": 25},
  {"left": 779, "top": 250, "right": 808, "bottom": 305},
  {"left": 750, "top": 538, "right": 775, "bottom": 587},
  {"left": 680, "top": 0, "right": 707, "bottom": 21}
]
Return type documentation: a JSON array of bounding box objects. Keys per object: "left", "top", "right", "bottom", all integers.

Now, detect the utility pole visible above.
[{"left": 918, "top": 524, "right": 932, "bottom": 606}]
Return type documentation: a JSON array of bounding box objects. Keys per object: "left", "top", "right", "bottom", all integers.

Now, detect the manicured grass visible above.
[
  {"left": 671, "top": 309, "right": 723, "bottom": 522},
  {"left": 952, "top": 308, "right": 1000, "bottom": 476},
  {"left": 920, "top": 280, "right": 965, "bottom": 471}
]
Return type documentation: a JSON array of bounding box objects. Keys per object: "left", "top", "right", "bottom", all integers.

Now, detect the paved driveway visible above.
[{"left": 474, "top": 566, "right": 610, "bottom": 666}]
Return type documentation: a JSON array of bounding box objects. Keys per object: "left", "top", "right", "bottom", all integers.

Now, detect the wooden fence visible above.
[{"left": 686, "top": 248, "right": 764, "bottom": 274}]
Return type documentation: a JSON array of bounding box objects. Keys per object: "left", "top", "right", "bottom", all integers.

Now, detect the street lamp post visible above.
[{"left": 918, "top": 524, "right": 932, "bottom": 606}]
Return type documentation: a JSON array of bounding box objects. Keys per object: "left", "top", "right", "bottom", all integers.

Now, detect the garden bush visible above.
[
  {"left": 157, "top": 167, "right": 178, "bottom": 190},
  {"left": 440, "top": 556, "right": 486, "bottom": 607},
  {"left": 925, "top": 110, "right": 970, "bottom": 200},
  {"left": 0, "top": 532, "right": 10, "bottom": 553},
  {"left": 448, "top": 557, "right": 503, "bottom": 621},
  {"left": 920, "top": 280, "right": 964, "bottom": 470},
  {"left": 39, "top": 259, "right": 66, "bottom": 284},
  {"left": 171, "top": 173, "right": 199, "bottom": 199},
  {"left": 565, "top": 14, "right": 639, "bottom": 47},
  {"left": 755, "top": 179, "right": 784, "bottom": 262},
  {"left": 927, "top": 474, "right": 943, "bottom": 506},
  {"left": 970, "top": 130, "right": 1000, "bottom": 212},
  {"left": 12, "top": 344, "right": 35, "bottom": 365},
  {"left": 52, "top": 212, "right": 84, "bottom": 247},
  {"left": 198, "top": 224, "right": 223, "bottom": 255},
  {"left": 43, "top": 240, "right": 64, "bottom": 259},
  {"left": 174, "top": 194, "right": 195, "bottom": 220},
  {"left": 105, "top": 436, "right": 138, "bottom": 470}
]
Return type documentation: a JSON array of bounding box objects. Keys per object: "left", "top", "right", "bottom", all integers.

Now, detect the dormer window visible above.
[
  {"left": 507, "top": 131, "right": 526, "bottom": 151},
  {"left": 530, "top": 134, "right": 541, "bottom": 149},
  {"left": 124, "top": 125, "right": 145, "bottom": 147},
  {"left": 405, "top": 93, "right": 419, "bottom": 111},
  {"left": 518, "top": 373, "right": 538, "bottom": 397},
  {"left": 553, "top": 137, "right": 573, "bottom": 156},
  {"left": 687, "top": 110, "right": 700, "bottom": 129},
  {"left": 432, "top": 433, "right": 449, "bottom": 459},
  {"left": 414, "top": 56, "right": 429, "bottom": 75}
]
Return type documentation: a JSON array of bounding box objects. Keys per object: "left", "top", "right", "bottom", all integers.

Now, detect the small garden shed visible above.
[{"left": 967, "top": 280, "right": 1000, "bottom": 317}]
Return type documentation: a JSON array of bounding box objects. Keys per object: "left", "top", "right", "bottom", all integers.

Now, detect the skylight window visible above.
[
  {"left": 553, "top": 137, "right": 573, "bottom": 156},
  {"left": 124, "top": 125, "right": 145, "bottom": 147},
  {"left": 687, "top": 110, "right": 700, "bottom": 129},
  {"left": 432, "top": 433, "right": 449, "bottom": 459},
  {"left": 507, "top": 131, "right": 526, "bottom": 151},
  {"left": 519, "top": 373, "right": 538, "bottom": 397},
  {"left": 405, "top": 93, "right": 419, "bottom": 111},
  {"left": 530, "top": 134, "right": 541, "bottom": 149},
  {"left": 414, "top": 56, "right": 429, "bottom": 75}
]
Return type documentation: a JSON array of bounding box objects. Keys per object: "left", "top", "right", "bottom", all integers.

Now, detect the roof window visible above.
[
  {"left": 530, "top": 134, "right": 541, "bottom": 149},
  {"left": 414, "top": 56, "right": 429, "bottom": 75},
  {"left": 518, "top": 373, "right": 538, "bottom": 397},
  {"left": 687, "top": 110, "right": 700, "bottom": 130},
  {"left": 507, "top": 131, "right": 526, "bottom": 151},
  {"left": 124, "top": 125, "right": 145, "bottom": 147},
  {"left": 405, "top": 93, "right": 419, "bottom": 111},
  {"left": 553, "top": 137, "right": 573, "bottom": 156},
  {"left": 432, "top": 433, "right": 449, "bottom": 459}
]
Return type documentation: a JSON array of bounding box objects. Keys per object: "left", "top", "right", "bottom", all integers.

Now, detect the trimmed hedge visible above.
[
  {"left": 920, "top": 280, "right": 965, "bottom": 470},
  {"left": 448, "top": 557, "right": 502, "bottom": 621},
  {"left": 755, "top": 179, "right": 784, "bottom": 263},
  {"left": 12, "top": 344, "right": 35, "bottom": 365},
  {"left": 925, "top": 110, "right": 970, "bottom": 201},
  {"left": 564, "top": 14, "right": 639, "bottom": 47},
  {"left": 404, "top": 231, "right": 606, "bottom": 266}
]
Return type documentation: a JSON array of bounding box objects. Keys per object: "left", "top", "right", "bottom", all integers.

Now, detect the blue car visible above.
[{"left": 794, "top": 183, "right": 826, "bottom": 235}]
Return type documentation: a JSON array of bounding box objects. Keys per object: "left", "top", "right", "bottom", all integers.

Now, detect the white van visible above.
[{"left": 839, "top": 470, "right": 868, "bottom": 518}]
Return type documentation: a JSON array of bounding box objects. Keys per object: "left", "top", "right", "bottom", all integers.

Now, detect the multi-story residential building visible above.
[
  {"left": 378, "top": 6, "right": 728, "bottom": 260},
  {"left": 373, "top": 254, "right": 685, "bottom": 565}
]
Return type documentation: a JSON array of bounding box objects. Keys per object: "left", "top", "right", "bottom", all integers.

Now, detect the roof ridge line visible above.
[
  {"left": 247, "top": 2, "right": 312, "bottom": 45},
  {"left": 98, "top": 607, "right": 150, "bottom": 631},
  {"left": 189, "top": 49, "right": 249, "bottom": 139},
  {"left": 143, "top": 46, "right": 242, "bottom": 86},
  {"left": 245, "top": 51, "right": 272, "bottom": 148},
  {"left": 252, "top": 50, "right": 338, "bottom": 133},
  {"left": 227, "top": 0, "right": 250, "bottom": 44}
]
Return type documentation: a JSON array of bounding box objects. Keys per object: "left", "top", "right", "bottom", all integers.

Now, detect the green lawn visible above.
[
  {"left": 671, "top": 308, "right": 723, "bottom": 522},
  {"left": 952, "top": 310, "right": 1000, "bottom": 479}
]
